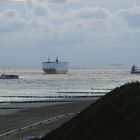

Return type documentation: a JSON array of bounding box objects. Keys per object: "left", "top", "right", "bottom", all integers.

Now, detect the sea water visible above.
[{"left": 0, "top": 66, "right": 140, "bottom": 102}]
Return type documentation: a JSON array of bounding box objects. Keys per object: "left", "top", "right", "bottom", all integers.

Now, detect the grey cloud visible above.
[
  {"left": 0, "top": 9, "right": 26, "bottom": 33},
  {"left": 26, "top": 0, "right": 33, "bottom": 9},
  {"left": 46, "top": 0, "right": 66, "bottom": 3},
  {"left": 0, "top": 0, "right": 66, "bottom": 3},
  {"left": 0, "top": 8, "right": 19, "bottom": 17},
  {"left": 33, "top": 5, "right": 48, "bottom": 16},
  {"left": 67, "top": 7, "right": 110, "bottom": 19},
  {"left": 0, "top": 19, "right": 26, "bottom": 33},
  {"left": 119, "top": 7, "right": 140, "bottom": 28}
]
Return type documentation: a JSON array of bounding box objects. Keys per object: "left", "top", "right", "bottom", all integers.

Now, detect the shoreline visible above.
[
  {"left": 0, "top": 96, "right": 101, "bottom": 104},
  {"left": 0, "top": 97, "right": 101, "bottom": 115},
  {"left": 0, "top": 90, "right": 109, "bottom": 104}
]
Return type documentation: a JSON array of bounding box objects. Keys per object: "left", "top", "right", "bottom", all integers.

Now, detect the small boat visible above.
[
  {"left": 131, "top": 65, "right": 140, "bottom": 74},
  {"left": 0, "top": 74, "right": 19, "bottom": 79}
]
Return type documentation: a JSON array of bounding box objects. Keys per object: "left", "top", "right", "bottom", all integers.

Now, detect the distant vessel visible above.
[
  {"left": 131, "top": 65, "right": 140, "bottom": 74},
  {"left": 42, "top": 57, "right": 68, "bottom": 74},
  {"left": 0, "top": 74, "right": 19, "bottom": 79}
]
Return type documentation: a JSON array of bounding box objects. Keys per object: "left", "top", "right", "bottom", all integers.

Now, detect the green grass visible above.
[{"left": 41, "top": 82, "right": 140, "bottom": 140}]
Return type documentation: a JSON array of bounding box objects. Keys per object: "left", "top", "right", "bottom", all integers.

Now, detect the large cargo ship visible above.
[{"left": 42, "top": 57, "right": 68, "bottom": 74}]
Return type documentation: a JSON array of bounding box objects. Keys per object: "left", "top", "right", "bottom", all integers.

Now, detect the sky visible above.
[{"left": 0, "top": 0, "right": 140, "bottom": 67}]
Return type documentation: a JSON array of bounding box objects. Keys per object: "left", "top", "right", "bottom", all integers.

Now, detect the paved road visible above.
[{"left": 0, "top": 112, "right": 78, "bottom": 138}]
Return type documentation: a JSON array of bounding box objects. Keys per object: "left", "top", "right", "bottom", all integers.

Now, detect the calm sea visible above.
[{"left": 0, "top": 66, "right": 140, "bottom": 102}]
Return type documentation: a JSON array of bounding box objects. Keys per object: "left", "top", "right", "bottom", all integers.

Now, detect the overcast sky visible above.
[{"left": 0, "top": 0, "right": 140, "bottom": 67}]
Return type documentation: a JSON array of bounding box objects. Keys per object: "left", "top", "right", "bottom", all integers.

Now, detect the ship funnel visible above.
[{"left": 56, "top": 56, "right": 58, "bottom": 63}]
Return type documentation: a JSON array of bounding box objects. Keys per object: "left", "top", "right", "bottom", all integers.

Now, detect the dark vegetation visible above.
[{"left": 42, "top": 82, "right": 140, "bottom": 140}]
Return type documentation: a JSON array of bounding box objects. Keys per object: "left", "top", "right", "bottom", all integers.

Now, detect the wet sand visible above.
[{"left": 0, "top": 100, "right": 96, "bottom": 140}]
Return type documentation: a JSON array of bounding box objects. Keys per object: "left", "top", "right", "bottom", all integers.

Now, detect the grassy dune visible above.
[{"left": 42, "top": 82, "right": 140, "bottom": 140}]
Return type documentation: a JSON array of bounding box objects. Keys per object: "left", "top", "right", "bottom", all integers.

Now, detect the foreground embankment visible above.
[{"left": 42, "top": 82, "right": 140, "bottom": 140}]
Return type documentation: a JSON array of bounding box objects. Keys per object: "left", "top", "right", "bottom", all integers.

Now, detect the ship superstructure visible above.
[
  {"left": 131, "top": 65, "right": 140, "bottom": 74},
  {"left": 42, "top": 57, "right": 68, "bottom": 74}
]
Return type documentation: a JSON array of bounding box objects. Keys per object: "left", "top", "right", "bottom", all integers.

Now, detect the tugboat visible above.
[
  {"left": 0, "top": 74, "right": 19, "bottom": 79},
  {"left": 131, "top": 65, "right": 140, "bottom": 74},
  {"left": 42, "top": 57, "right": 68, "bottom": 74}
]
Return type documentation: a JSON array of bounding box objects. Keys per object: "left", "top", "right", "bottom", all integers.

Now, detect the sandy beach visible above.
[{"left": 0, "top": 100, "right": 96, "bottom": 140}]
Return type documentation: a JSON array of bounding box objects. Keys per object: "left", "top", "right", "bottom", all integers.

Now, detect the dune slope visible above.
[{"left": 42, "top": 82, "right": 140, "bottom": 140}]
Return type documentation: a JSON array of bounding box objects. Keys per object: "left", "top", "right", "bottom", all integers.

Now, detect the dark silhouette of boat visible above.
[{"left": 0, "top": 74, "right": 19, "bottom": 79}]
